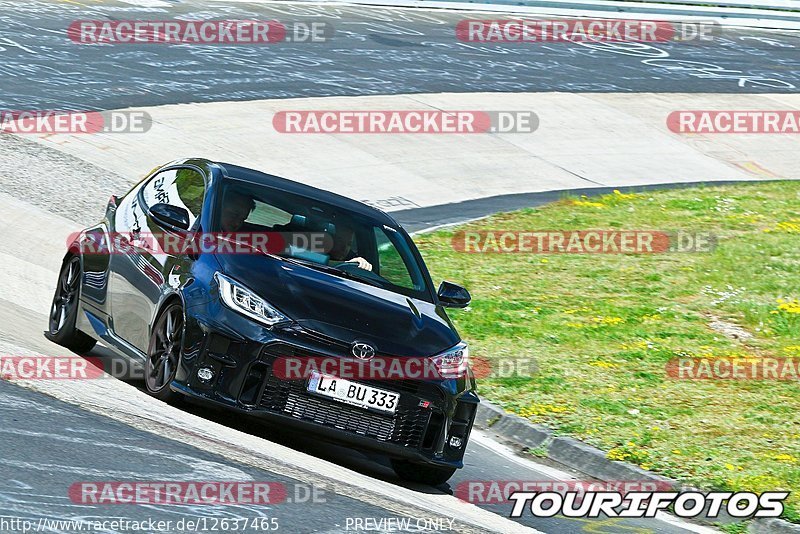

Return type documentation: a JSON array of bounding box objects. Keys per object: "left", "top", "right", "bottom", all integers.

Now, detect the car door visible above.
[{"left": 107, "top": 166, "right": 206, "bottom": 352}]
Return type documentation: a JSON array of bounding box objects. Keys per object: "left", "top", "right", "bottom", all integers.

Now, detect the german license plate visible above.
[{"left": 307, "top": 372, "right": 399, "bottom": 414}]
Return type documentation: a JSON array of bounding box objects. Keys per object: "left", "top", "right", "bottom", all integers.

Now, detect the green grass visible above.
[
  {"left": 718, "top": 523, "right": 749, "bottom": 534},
  {"left": 416, "top": 181, "right": 800, "bottom": 523}
]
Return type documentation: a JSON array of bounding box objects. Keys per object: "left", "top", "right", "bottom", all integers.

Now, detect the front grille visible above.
[
  {"left": 256, "top": 342, "right": 440, "bottom": 449},
  {"left": 259, "top": 370, "right": 433, "bottom": 448},
  {"left": 284, "top": 392, "right": 395, "bottom": 441}
]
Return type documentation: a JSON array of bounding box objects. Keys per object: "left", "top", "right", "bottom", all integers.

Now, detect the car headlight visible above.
[
  {"left": 214, "top": 272, "right": 288, "bottom": 327},
  {"left": 431, "top": 342, "right": 469, "bottom": 379}
]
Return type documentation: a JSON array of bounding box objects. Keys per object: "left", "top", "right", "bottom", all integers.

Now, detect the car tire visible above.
[
  {"left": 390, "top": 459, "right": 457, "bottom": 486},
  {"left": 144, "top": 302, "right": 184, "bottom": 404},
  {"left": 47, "top": 255, "right": 97, "bottom": 354}
]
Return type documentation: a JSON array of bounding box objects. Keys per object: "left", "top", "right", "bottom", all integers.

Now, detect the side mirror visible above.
[
  {"left": 437, "top": 281, "right": 471, "bottom": 308},
  {"left": 149, "top": 203, "right": 190, "bottom": 231}
]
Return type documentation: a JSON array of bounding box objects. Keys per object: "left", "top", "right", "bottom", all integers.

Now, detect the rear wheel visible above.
[
  {"left": 390, "top": 459, "right": 457, "bottom": 486},
  {"left": 47, "top": 256, "right": 96, "bottom": 353},
  {"left": 145, "top": 303, "right": 183, "bottom": 403}
]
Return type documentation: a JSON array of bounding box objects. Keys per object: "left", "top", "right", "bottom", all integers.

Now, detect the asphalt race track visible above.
[
  {"left": 0, "top": 0, "right": 798, "bottom": 112},
  {"left": 0, "top": 0, "right": 797, "bottom": 532}
]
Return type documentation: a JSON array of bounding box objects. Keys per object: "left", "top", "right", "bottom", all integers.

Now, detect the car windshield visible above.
[{"left": 213, "top": 180, "right": 432, "bottom": 301}]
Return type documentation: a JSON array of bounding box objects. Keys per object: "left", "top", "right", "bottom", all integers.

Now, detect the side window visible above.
[
  {"left": 142, "top": 168, "right": 206, "bottom": 227},
  {"left": 373, "top": 227, "right": 416, "bottom": 290}
]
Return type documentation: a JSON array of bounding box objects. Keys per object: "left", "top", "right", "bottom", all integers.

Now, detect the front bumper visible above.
[{"left": 175, "top": 299, "right": 479, "bottom": 468}]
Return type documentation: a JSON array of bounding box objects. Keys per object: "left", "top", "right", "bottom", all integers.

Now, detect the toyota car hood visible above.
[{"left": 214, "top": 254, "right": 460, "bottom": 357}]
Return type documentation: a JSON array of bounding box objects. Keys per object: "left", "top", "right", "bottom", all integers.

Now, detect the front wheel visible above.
[
  {"left": 145, "top": 303, "right": 183, "bottom": 403},
  {"left": 390, "top": 459, "right": 457, "bottom": 486},
  {"left": 47, "top": 256, "right": 96, "bottom": 353}
]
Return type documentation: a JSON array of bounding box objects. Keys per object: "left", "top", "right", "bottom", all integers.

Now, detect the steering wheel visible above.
[{"left": 335, "top": 261, "right": 390, "bottom": 284}]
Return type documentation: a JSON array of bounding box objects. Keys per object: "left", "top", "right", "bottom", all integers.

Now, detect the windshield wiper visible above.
[{"left": 280, "top": 257, "right": 384, "bottom": 288}]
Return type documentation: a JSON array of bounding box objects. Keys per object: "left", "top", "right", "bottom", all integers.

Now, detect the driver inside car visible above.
[
  {"left": 328, "top": 221, "right": 372, "bottom": 271},
  {"left": 220, "top": 190, "right": 256, "bottom": 232}
]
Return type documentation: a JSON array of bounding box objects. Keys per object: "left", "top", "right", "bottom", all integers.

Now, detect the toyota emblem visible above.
[{"left": 351, "top": 342, "right": 376, "bottom": 360}]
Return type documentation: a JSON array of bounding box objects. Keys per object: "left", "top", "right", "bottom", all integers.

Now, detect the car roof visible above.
[{"left": 215, "top": 161, "right": 400, "bottom": 228}]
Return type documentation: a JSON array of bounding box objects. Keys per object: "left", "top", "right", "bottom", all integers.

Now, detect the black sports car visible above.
[{"left": 47, "top": 158, "right": 478, "bottom": 485}]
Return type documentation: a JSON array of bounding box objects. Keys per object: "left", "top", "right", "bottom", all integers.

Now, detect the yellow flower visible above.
[
  {"left": 588, "top": 361, "right": 618, "bottom": 369},
  {"left": 607, "top": 448, "right": 629, "bottom": 461},
  {"left": 775, "top": 299, "right": 800, "bottom": 314},
  {"left": 612, "top": 190, "right": 638, "bottom": 201},
  {"left": 517, "top": 403, "right": 569, "bottom": 417},
  {"left": 571, "top": 200, "right": 606, "bottom": 208},
  {"left": 672, "top": 449, "right": 682, "bottom": 455},
  {"left": 765, "top": 220, "right": 800, "bottom": 233}
]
